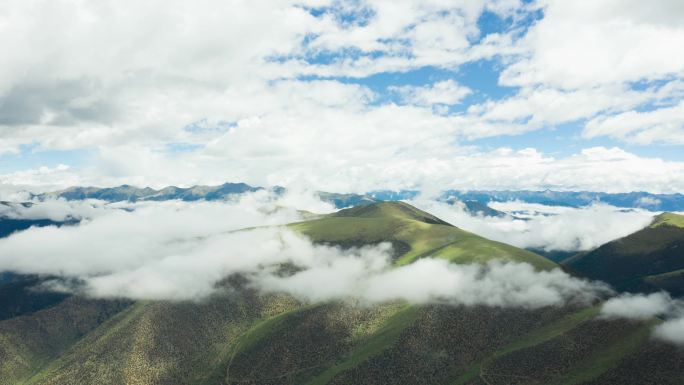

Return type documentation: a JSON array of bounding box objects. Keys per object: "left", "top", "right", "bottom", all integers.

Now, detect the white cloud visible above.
[
  {"left": 600, "top": 292, "right": 676, "bottom": 319},
  {"left": 390, "top": 80, "right": 472, "bottom": 106},
  {"left": 0, "top": 199, "right": 107, "bottom": 222},
  {"left": 410, "top": 198, "right": 654, "bottom": 251},
  {"left": 466, "top": 85, "right": 650, "bottom": 127},
  {"left": 584, "top": 101, "right": 684, "bottom": 144},
  {"left": 0, "top": 193, "right": 313, "bottom": 299},
  {"left": 0, "top": 192, "right": 608, "bottom": 308},
  {"left": 654, "top": 318, "right": 684, "bottom": 346},
  {"left": 500, "top": 0, "right": 684, "bottom": 88},
  {"left": 600, "top": 291, "right": 684, "bottom": 347},
  {"left": 5, "top": 145, "right": 684, "bottom": 194},
  {"left": 359, "top": 259, "right": 606, "bottom": 307},
  {"left": 0, "top": 0, "right": 507, "bottom": 154},
  {"left": 0, "top": 0, "right": 683, "bottom": 191}
]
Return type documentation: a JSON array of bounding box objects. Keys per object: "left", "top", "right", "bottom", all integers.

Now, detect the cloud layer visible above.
[
  {"left": 0, "top": 196, "right": 606, "bottom": 308},
  {"left": 601, "top": 292, "right": 684, "bottom": 347},
  {"left": 0, "top": 1, "right": 683, "bottom": 192},
  {"left": 410, "top": 198, "right": 654, "bottom": 251}
]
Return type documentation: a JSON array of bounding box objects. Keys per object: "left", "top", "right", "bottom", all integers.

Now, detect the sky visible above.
[{"left": 1, "top": 0, "right": 684, "bottom": 193}]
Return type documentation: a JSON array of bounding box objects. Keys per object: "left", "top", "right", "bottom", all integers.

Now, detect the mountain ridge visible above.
[
  {"left": 565, "top": 212, "right": 684, "bottom": 295},
  {"left": 21, "top": 182, "right": 684, "bottom": 211}
]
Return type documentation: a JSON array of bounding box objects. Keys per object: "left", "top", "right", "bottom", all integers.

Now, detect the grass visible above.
[
  {"left": 452, "top": 306, "right": 600, "bottom": 385},
  {"left": 558, "top": 321, "right": 655, "bottom": 385},
  {"left": 224, "top": 304, "right": 319, "bottom": 382},
  {"left": 305, "top": 305, "right": 420, "bottom": 385},
  {"left": 650, "top": 212, "right": 684, "bottom": 228},
  {"left": 644, "top": 268, "right": 684, "bottom": 281},
  {"left": 23, "top": 302, "right": 148, "bottom": 385},
  {"left": 291, "top": 202, "right": 555, "bottom": 271}
]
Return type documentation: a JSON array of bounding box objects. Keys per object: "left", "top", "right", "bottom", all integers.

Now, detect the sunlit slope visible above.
[
  {"left": 565, "top": 212, "right": 684, "bottom": 293},
  {"left": 19, "top": 293, "right": 301, "bottom": 385},
  {"left": 291, "top": 201, "right": 555, "bottom": 270},
  {"left": 0, "top": 298, "right": 128, "bottom": 385}
]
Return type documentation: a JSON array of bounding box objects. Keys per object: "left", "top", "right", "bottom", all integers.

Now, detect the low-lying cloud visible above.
[
  {"left": 260, "top": 257, "right": 609, "bottom": 308},
  {"left": 410, "top": 198, "right": 654, "bottom": 251},
  {"left": 3, "top": 194, "right": 683, "bottom": 348},
  {"left": 0, "top": 194, "right": 608, "bottom": 308},
  {"left": 601, "top": 292, "right": 684, "bottom": 347},
  {"left": 0, "top": 199, "right": 108, "bottom": 222},
  {"left": 600, "top": 292, "right": 677, "bottom": 320}
]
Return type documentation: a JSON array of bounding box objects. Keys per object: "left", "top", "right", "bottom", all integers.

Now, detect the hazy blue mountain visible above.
[
  {"left": 315, "top": 192, "right": 379, "bottom": 208},
  {"left": 0, "top": 202, "right": 78, "bottom": 238},
  {"left": 443, "top": 190, "right": 684, "bottom": 211},
  {"left": 37, "top": 182, "right": 262, "bottom": 202},
  {"left": 31, "top": 183, "right": 684, "bottom": 211}
]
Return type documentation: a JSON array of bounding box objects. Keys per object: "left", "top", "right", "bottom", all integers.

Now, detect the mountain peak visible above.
[
  {"left": 333, "top": 201, "right": 453, "bottom": 226},
  {"left": 650, "top": 212, "right": 684, "bottom": 228}
]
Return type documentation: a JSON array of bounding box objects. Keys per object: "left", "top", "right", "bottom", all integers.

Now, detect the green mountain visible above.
[
  {"left": 565, "top": 212, "right": 684, "bottom": 295},
  {"left": 292, "top": 201, "right": 554, "bottom": 269},
  {"left": 1, "top": 203, "right": 682, "bottom": 385}
]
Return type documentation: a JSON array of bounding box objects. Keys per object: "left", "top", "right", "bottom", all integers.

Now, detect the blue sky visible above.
[{"left": 1, "top": 0, "right": 683, "bottom": 192}]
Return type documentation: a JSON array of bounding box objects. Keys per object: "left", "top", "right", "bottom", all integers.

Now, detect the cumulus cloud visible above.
[
  {"left": 410, "top": 198, "right": 654, "bottom": 251},
  {"left": 6, "top": 145, "right": 684, "bottom": 195},
  {"left": 0, "top": 1, "right": 682, "bottom": 192},
  {"left": 584, "top": 101, "right": 684, "bottom": 144},
  {"left": 0, "top": 0, "right": 507, "bottom": 154},
  {"left": 500, "top": 0, "right": 684, "bottom": 88},
  {"left": 390, "top": 80, "right": 472, "bottom": 107}
]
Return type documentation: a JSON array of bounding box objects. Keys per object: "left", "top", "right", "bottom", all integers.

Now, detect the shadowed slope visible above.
[{"left": 565, "top": 212, "right": 684, "bottom": 294}]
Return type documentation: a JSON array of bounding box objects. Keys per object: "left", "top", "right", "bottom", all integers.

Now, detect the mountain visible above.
[
  {"left": 0, "top": 275, "right": 70, "bottom": 321},
  {"left": 444, "top": 190, "right": 684, "bottom": 211},
  {"left": 293, "top": 201, "right": 552, "bottom": 269},
  {"left": 316, "top": 192, "right": 507, "bottom": 217},
  {"left": 564, "top": 212, "right": 684, "bottom": 295},
  {"left": 33, "top": 182, "right": 684, "bottom": 211},
  {"left": 0, "top": 202, "right": 78, "bottom": 238},
  {"left": 1, "top": 202, "right": 682, "bottom": 384},
  {"left": 315, "top": 192, "right": 380, "bottom": 208},
  {"left": 38, "top": 183, "right": 262, "bottom": 202}
]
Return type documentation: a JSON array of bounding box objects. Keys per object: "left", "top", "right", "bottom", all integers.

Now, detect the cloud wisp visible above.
[{"left": 601, "top": 292, "right": 684, "bottom": 347}]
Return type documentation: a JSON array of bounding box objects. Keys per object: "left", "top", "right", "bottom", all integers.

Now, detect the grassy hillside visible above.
[
  {"left": 0, "top": 202, "right": 681, "bottom": 384},
  {"left": 650, "top": 212, "right": 684, "bottom": 228},
  {"left": 291, "top": 202, "right": 555, "bottom": 270},
  {"left": 565, "top": 212, "right": 684, "bottom": 294}
]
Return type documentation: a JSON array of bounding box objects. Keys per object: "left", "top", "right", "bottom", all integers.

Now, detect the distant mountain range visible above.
[
  {"left": 28, "top": 183, "right": 684, "bottom": 211},
  {"left": 37, "top": 182, "right": 262, "bottom": 202}
]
